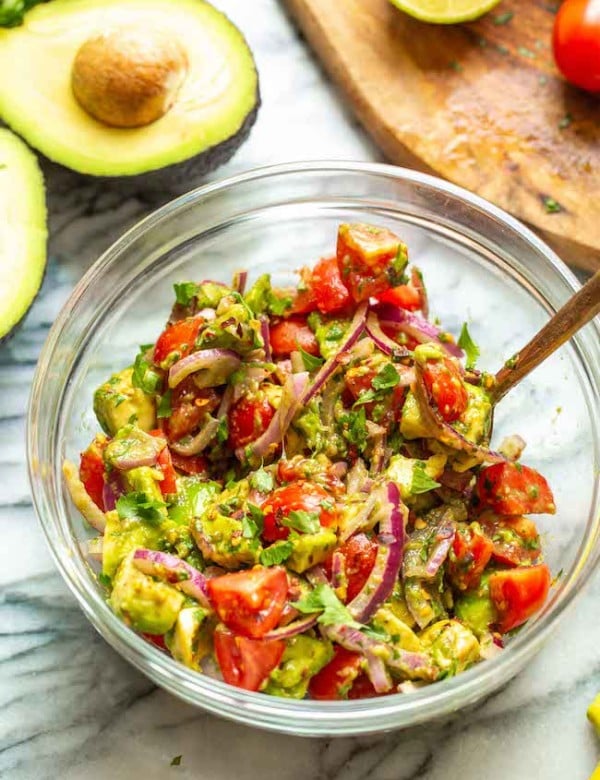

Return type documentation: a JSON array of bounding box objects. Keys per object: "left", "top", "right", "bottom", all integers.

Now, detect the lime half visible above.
[{"left": 388, "top": 0, "right": 501, "bottom": 23}]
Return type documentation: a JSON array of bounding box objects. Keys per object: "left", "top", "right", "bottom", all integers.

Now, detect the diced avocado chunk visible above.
[
  {"left": 383, "top": 580, "right": 417, "bottom": 628},
  {"left": 165, "top": 607, "right": 211, "bottom": 670},
  {"left": 454, "top": 574, "right": 498, "bottom": 636},
  {"left": 168, "top": 477, "right": 221, "bottom": 525},
  {"left": 419, "top": 619, "right": 480, "bottom": 676},
  {"left": 400, "top": 391, "right": 434, "bottom": 440},
  {"left": 263, "top": 635, "right": 333, "bottom": 699},
  {"left": 122, "top": 466, "right": 166, "bottom": 508},
  {"left": 110, "top": 553, "right": 184, "bottom": 635},
  {"left": 196, "top": 281, "right": 233, "bottom": 310},
  {"left": 454, "top": 384, "right": 492, "bottom": 444},
  {"left": 372, "top": 607, "right": 423, "bottom": 652},
  {"left": 102, "top": 507, "right": 164, "bottom": 578},
  {"left": 307, "top": 312, "right": 351, "bottom": 360},
  {"left": 286, "top": 529, "right": 337, "bottom": 574},
  {"left": 192, "top": 512, "right": 261, "bottom": 569},
  {"left": 93, "top": 367, "right": 156, "bottom": 435},
  {"left": 386, "top": 453, "right": 446, "bottom": 502},
  {"left": 198, "top": 298, "right": 261, "bottom": 355}
]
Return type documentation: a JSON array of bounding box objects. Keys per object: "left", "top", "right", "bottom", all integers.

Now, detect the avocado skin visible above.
[{"left": 38, "top": 88, "right": 260, "bottom": 198}]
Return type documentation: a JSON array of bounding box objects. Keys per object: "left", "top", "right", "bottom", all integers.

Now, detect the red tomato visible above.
[
  {"left": 336, "top": 223, "right": 406, "bottom": 302},
  {"left": 309, "top": 256, "right": 352, "bottom": 314},
  {"left": 447, "top": 525, "right": 494, "bottom": 591},
  {"left": 269, "top": 317, "right": 319, "bottom": 358},
  {"left": 290, "top": 285, "right": 318, "bottom": 315},
  {"left": 489, "top": 564, "right": 552, "bottom": 633},
  {"left": 422, "top": 357, "right": 468, "bottom": 423},
  {"left": 206, "top": 567, "right": 288, "bottom": 639},
  {"left": 261, "top": 482, "right": 337, "bottom": 543},
  {"left": 214, "top": 627, "right": 285, "bottom": 691},
  {"left": 347, "top": 675, "right": 384, "bottom": 699},
  {"left": 153, "top": 316, "right": 204, "bottom": 365},
  {"left": 276, "top": 457, "right": 345, "bottom": 496},
  {"left": 376, "top": 284, "right": 422, "bottom": 311},
  {"left": 79, "top": 436, "right": 107, "bottom": 510},
  {"left": 141, "top": 632, "right": 167, "bottom": 650},
  {"left": 164, "top": 379, "right": 220, "bottom": 442},
  {"left": 475, "top": 463, "right": 556, "bottom": 516},
  {"left": 553, "top": 0, "right": 600, "bottom": 93},
  {"left": 309, "top": 646, "right": 363, "bottom": 700},
  {"left": 228, "top": 394, "right": 275, "bottom": 450},
  {"left": 481, "top": 514, "right": 542, "bottom": 567},
  {"left": 324, "top": 533, "right": 378, "bottom": 603},
  {"left": 170, "top": 452, "right": 209, "bottom": 475}
]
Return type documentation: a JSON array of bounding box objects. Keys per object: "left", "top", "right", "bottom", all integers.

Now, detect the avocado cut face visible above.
[
  {"left": 0, "top": 0, "right": 259, "bottom": 179},
  {"left": 0, "top": 128, "right": 47, "bottom": 342}
]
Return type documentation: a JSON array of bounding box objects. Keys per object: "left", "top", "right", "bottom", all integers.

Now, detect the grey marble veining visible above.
[{"left": 1, "top": 1, "right": 599, "bottom": 778}]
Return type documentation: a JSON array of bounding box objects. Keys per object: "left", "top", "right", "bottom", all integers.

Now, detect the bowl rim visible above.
[{"left": 27, "top": 160, "right": 600, "bottom": 736}]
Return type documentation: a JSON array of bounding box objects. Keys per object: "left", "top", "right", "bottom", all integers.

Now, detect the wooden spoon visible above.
[{"left": 492, "top": 270, "right": 600, "bottom": 403}]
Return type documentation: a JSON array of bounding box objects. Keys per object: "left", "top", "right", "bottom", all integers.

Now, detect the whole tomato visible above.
[{"left": 553, "top": 0, "right": 600, "bottom": 93}]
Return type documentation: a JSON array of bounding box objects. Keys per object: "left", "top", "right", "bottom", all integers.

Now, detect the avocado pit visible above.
[{"left": 71, "top": 26, "right": 188, "bottom": 128}]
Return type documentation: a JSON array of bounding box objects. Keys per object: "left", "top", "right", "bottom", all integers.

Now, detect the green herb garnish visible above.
[{"left": 458, "top": 323, "right": 480, "bottom": 370}]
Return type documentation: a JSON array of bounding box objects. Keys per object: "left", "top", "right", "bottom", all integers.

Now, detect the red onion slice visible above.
[
  {"left": 262, "top": 614, "right": 318, "bottom": 640},
  {"left": 365, "top": 652, "right": 393, "bottom": 693},
  {"left": 376, "top": 304, "right": 463, "bottom": 359},
  {"left": 132, "top": 548, "right": 211, "bottom": 608},
  {"left": 347, "top": 482, "right": 406, "bottom": 623},
  {"left": 102, "top": 471, "right": 123, "bottom": 512},
  {"left": 170, "top": 416, "right": 220, "bottom": 456},
  {"left": 233, "top": 270, "right": 248, "bottom": 295},
  {"left": 236, "top": 371, "right": 309, "bottom": 461},
  {"left": 365, "top": 313, "right": 412, "bottom": 359},
  {"left": 105, "top": 428, "right": 166, "bottom": 471},
  {"left": 410, "top": 266, "right": 429, "bottom": 319},
  {"left": 331, "top": 550, "right": 346, "bottom": 593},
  {"left": 424, "top": 521, "right": 455, "bottom": 578},
  {"left": 260, "top": 316, "right": 272, "bottom": 362},
  {"left": 169, "top": 349, "right": 241, "bottom": 390},
  {"left": 301, "top": 302, "right": 368, "bottom": 405},
  {"left": 413, "top": 363, "right": 506, "bottom": 464}
]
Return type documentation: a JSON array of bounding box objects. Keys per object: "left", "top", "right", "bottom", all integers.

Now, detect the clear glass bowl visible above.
[{"left": 27, "top": 163, "right": 600, "bottom": 736}]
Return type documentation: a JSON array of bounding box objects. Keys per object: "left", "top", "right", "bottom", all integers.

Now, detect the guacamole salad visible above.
[{"left": 64, "top": 223, "right": 556, "bottom": 699}]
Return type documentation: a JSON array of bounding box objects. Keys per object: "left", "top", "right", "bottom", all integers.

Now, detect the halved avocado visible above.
[
  {"left": 0, "top": 0, "right": 259, "bottom": 182},
  {"left": 0, "top": 128, "right": 47, "bottom": 341}
]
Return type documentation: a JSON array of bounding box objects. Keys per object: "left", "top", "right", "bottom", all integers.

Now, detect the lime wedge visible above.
[{"left": 388, "top": 0, "right": 501, "bottom": 23}]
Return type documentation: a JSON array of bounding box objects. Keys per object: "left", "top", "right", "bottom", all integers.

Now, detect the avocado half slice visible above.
[
  {"left": 0, "top": 0, "right": 259, "bottom": 183},
  {"left": 0, "top": 128, "right": 47, "bottom": 342}
]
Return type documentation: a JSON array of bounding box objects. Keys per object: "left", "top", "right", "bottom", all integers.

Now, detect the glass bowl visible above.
[{"left": 27, "top": 162, "right": 600, "bottom": 736}]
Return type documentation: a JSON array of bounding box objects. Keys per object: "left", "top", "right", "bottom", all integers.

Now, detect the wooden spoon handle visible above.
[{"left": 492, "top": 270, "right": 600, "bottom": 403}]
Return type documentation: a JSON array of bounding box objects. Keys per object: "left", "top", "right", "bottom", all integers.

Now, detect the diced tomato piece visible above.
[
  {"left": 153, "top": 316, "right": 204, "bottom": 366},
  {"left": 164, "top": 379, "right": 220, "bottom": 443},
  {"left": 169, "top": 452, "right": 209, "bottom": 475},
  {"left": 475, "top": 463, "right": 556, "bottom": 516},
  {"left": 206, "top": 567, "right": 288, "bottom": 639},
  {"left": 324, "top": 533, "right": 378, "bottom": 603},
  {"left": 261, "top": 482, "right": 338, "bottom": 543},
  {"left": 309, "top": 646, "right": 363, "bottom": 700},
  {"left": 141, "top": 632, "right": 167, "bottom": 651},
  {"left": 489, "top": 564, "right": 552, "bottom": 633},
  {"left": 376, "top": 284, "right": 421, "bottom": 311},
  {"left": 309, "top": 256, "right": 352, "bottom": 315},
  {"left": 347, "top": 674, "right": 385, "bottom": 699},
  {"left": 79, "top": 436, "right": 107, "bottom": 510},
  {"left": 276, "top": 457, "right": 345, "bottom": 496},
  {"left": 228, "top": 393, "right": 275, "bottom": 450},
  {"left": 214, "top": 626, "right": 285, "bottom": 691},
  {"left": 480, "top": 513, "right": 542, "bottom": 567},
  {"left": 269, "top": 317, "right": 319, "bottom": 358},
  {"left": 422, "top": 357, "right": 468, "bottom": 423},
  {"left": 289, "top": 285, "right": 318, "bottom": 315},
  {"left": 336, "top": 223, "right": 407, "bottom": 302},
  {"left": 447, "top": 525, "right": 494, "bottom": 591}
]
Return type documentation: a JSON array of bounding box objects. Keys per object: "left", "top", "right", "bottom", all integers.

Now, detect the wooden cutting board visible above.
[{"left": 284, "top": 0, "right": 600, "bottom": 271}]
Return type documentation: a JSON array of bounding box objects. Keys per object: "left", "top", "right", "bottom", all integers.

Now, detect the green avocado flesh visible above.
[
  {"left": 0, "top": 128, "right": 47, "bottom": 340},
  {"left": 0, "top": 0, "right": 259, "bottom": 178}
]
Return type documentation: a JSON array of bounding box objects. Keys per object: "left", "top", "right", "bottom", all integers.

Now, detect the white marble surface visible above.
[{"left": 2, "top": 1, "right": 599, "bottom": 777}]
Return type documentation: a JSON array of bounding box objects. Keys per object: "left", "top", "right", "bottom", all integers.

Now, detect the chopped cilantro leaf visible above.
[
  {"left": 173, "top": 282, "right": 198, "bottom": 307},
  {"left": 132, "top": 345, "right": 161, "bottom": 394},
  {"left": 97, "top": 572, "right": 112, "bottom": 589},
  {"left": 249, "top": 467, "right": 274, "bottom": 493},
  {"left": 269, "top": 293, "right": 293, "bottom": 316},
  {"left": 341, "top": 407, "right": 368, "bottom": 453},
  {"left": 543, "top": 197, "right": 562, "bottom": 214},
  {"left": 260, "top": 541, "right": 294, "bottom": 566},
  {"left": 216, "top": 416, "right": 228, "bottom": 444},
  {"left": 299, "top": 347, "right": 325, "bottom": 371},
  {"left": 116, "top": 491, "right": 166, "bottom": 525},
  {"left": 410, "top": 462, "right": 441, "bottom": 495},
  {"left": 293, "top": 584, "right": 363, "bottom": 629},
  {"left": 170, "top": 755, "right": 182, "bottom": 766},
  {"left": 242, "top": 503, "right": 264, "bottom": 539},
  {"left": 458, "top": 323, "right": 480, "bottom": 370},
  {"left": 493, "top": 11, "right": 513, "bottom": 24},
  {"left": 372, "top": 362, "right": 400, "bottom": 391},
  {"left": 282, "top": 510, "right": 320, "bottom": 534},
  {"left": 156, "top": 389, "right": 172, "bottom": 419}
]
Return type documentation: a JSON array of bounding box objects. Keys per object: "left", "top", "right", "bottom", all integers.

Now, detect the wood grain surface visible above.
[{"left": 284, "top": 0, "right": 600, "bottom": 271}]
